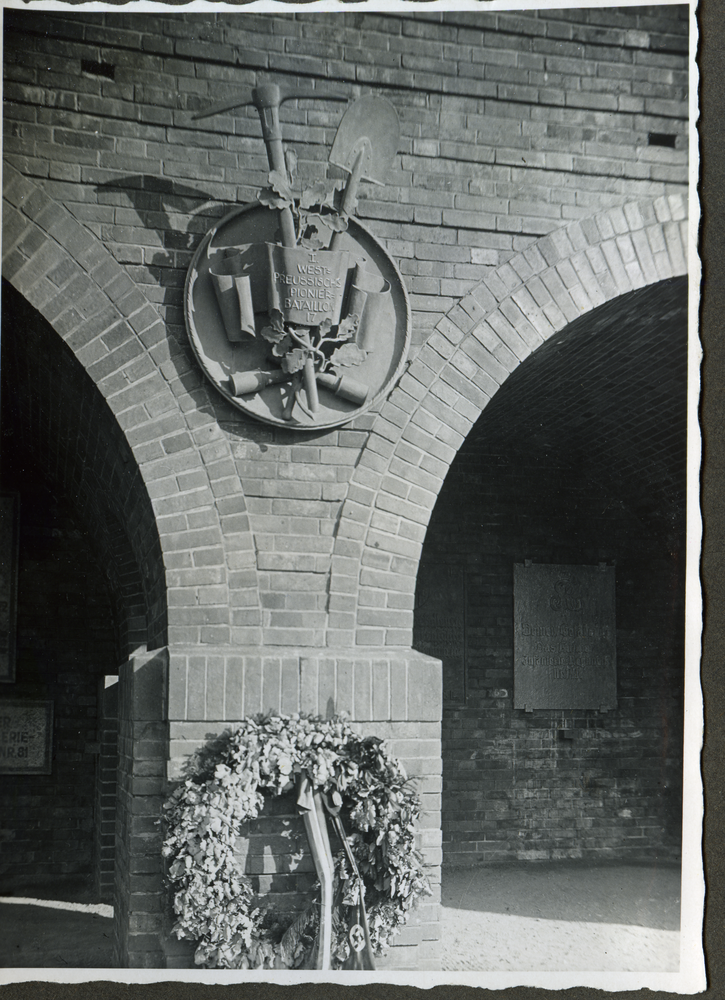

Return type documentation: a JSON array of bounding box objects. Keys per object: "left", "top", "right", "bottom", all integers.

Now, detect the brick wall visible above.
[
  {"left": 3, "top": 6, "right": 689, "bottom": 354},
  {"left": 2, "top": 9, "right": 690, "bottom": 654}
]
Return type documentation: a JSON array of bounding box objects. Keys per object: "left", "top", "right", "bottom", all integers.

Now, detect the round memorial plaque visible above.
[{"left": 184, "top": 203, "right": 411, "bottom": 430}]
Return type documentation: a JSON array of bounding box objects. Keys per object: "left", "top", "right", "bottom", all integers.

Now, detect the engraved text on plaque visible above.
[
  {"left": 514, "top": 563, "right": 616, "bottom": 711},
  {"left": 0, "top": 701, "right": 53, "bottom": 774}
]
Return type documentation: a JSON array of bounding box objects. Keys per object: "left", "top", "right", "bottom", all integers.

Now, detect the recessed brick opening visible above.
[
  {"left": 80, "top": 59, "right": 115, "bottom": 80},
  {"left": 649, "top": 133, "right": 678, "bottom": 148},
  {"left": 415, "top": 277, "right": 687, "bottom": 866}
]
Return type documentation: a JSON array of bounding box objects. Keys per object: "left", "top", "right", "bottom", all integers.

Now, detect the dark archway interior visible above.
[
  {"left": 414, "top": 276, "right": 688, "bottom": 865},
  {"left": 1, "top": 280, "right": 160, "bottom": 658},
  {"left": 0, "top": 476, "right": 116, "bottom": 897},
  {"left": 0, "top": 282, "right": 161, "bottom": 898}
]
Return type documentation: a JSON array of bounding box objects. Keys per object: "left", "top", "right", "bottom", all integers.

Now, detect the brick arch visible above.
[
  {"left": 2, "top": 162, "right": 262, "bottom": 647},
  {"left": 328, "top": 194, "right": 690, "bottom": 648}
]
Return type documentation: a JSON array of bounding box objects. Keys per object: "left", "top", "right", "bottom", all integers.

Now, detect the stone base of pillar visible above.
[
  {"left": 113, "top": 649, "right": 168, "bottom": 969},
  {"left": 113, "top": 645, "right": 442, "bottom": 971}
]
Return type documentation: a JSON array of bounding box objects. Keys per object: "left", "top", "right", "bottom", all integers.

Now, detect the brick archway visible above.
[
  {"left": 2, "top": 163, "right": 262, "bottom": 646},
  {"left": 328, "top": 194, "right": 690, "bottom": 648}
]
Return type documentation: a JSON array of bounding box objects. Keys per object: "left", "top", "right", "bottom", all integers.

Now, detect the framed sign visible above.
[
  {"left": 0, "top": 700, "right": 53, "bottom": 774},
  {"left": 0, "top": 494, "right": 19, "bottom": 683},
  {"left": 514, "top": 563, "right": 617, "bottom": 712}
]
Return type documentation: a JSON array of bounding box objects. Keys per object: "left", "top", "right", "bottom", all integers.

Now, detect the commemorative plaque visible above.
[
  {"left": 414, "top": 567, "right": 466, "bottom": 703},
  {"left": 0, "top": 700, "right": 53, "bottom": 774},
  {"left": 0, "top": 494, "right": 19, "bottom": 683},
  {"left": 513, "top": 563, "right": 616, "bottom": 712},
  {"left": 187, "top": 86, "right": 410, "bottom": 430}
]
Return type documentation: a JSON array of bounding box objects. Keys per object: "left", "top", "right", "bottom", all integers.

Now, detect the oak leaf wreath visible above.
[{"left": 162, "top": 713, "right": 432, "bottom": 969}]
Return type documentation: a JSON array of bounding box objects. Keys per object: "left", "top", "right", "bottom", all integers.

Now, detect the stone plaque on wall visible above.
[
  {"left": 0, "top": 494, "right": 19, "bottom": 683},
  {"left": 414, "top": 566, "right": 466, "bottom": 703},
  {"left": 514, "top": 563, "right": 616, "bottom": 712},
  {"left": 0, "top": 701, "right": 53, "bottom": 774}
]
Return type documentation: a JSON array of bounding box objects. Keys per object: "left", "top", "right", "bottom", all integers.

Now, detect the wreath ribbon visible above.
[
  {"left": 296, "top": 776, "right": 334, "bottom": 969},
  {"left": 296, "top": 779, "right": 376, "bottom": 970},
  {"left": 323, "top": 792, "right": 376, "bottom": 970}
]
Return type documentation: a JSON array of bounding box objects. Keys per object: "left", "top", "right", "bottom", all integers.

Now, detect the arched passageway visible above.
[
  {"left": 1, "top": 281, "right": 163, "bottom": 658},
  {"left": 0, "top": 282, "right": 154, "bottom": 901},
  {"left": 414, "top": 276, "right": 687, "bottom": 865}
]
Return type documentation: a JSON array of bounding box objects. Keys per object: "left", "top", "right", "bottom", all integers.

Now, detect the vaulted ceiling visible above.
[{"left": 440, "top": 275, "right": 689, "bottom": 540}]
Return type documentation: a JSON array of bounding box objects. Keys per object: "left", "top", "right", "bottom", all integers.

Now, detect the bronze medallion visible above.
[
  {"left": 184, "top": 204, "right": 411, "bottom": 430},
  {"left": 185, "top": 88, "right": 410, "bottom": 430}
]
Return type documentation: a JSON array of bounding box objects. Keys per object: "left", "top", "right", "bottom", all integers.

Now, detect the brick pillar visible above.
[
  {"left": 114, "top": 649, "right": 168, "bottom": 969},
  {"left": 111, "top": 644, "right": 442, "bottom": 970},
  {"left": 164, "top": 645, "right": 443, "bottom": 972},
  {"left": 95, "top": 676, "right": 119, "bottom": 903}
]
